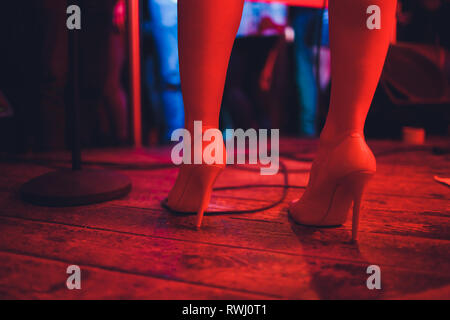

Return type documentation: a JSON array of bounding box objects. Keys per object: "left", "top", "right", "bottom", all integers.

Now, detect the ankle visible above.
[
  {"left": 319, "top": 126, "right": 364, "bottom": 146},
  {"left": 179, "top": 121, "right": 226, "bottom": 166},
  {"left": 185, "top": 120, "right": 219, "bottom": 133}
]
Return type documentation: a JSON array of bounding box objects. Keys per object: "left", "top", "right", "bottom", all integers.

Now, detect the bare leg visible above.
[
  {"left": 321, "top": 0, "right": 397, "bottom": 142},
  {"left": 167, "top": 0, "right": 244, "bottom": 226},
  {"left": 290, "top": 0, "right": 397, "bottom": 240},
  {"left": 178, "top": 0, "right": 245, "bottom": 131}
]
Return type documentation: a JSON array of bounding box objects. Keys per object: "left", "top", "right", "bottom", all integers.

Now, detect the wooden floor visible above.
[{"left": 0, "top": 138, "right": 449, "bottom": 300}]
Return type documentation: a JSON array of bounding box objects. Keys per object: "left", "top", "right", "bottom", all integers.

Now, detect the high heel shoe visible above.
[
  {"left": 164, "top": 126, "right": 226, "bottom": 228},
  {"left": 289, "top": 132, "right": 376, "bottom": 241}
]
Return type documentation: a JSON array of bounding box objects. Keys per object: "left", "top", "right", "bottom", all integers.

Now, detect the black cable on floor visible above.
[
  {"left": 2, "top": 144, "right": 446, "bottom": 215},
  {"left": 161, "top": 160, "right": 296, "bottom": 216}
]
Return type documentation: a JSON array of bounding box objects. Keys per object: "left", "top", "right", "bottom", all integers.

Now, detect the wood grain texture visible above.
[
  {"left": 0, "top": 138, "right": 448, "bottom": 299},
  {"left": 0, "top": 252, "right": 265, "bottom": 300}
]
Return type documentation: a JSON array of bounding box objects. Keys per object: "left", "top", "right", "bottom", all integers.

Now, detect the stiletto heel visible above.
[
  {"left": 164, "top": 124, "right": 226, "bottom": 228},
  {"left": 192, "top": 165, "right": 223, "bottom": 228},
  {"left": 340, "top": 171, "right": 374, "bottom": 241},
  {"left": 352, "top": 192, "right": 362, "bottom": 242},
  {"left": 165, "top": 164, "right": 224, "bottom": 229},
  {"left": 289, "top": 133, "right": 376, "bottom": 240}
]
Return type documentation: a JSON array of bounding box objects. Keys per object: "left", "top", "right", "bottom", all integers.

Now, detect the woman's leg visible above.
[
  {"left": 167, "top": 0, "right": 244, "bottom": 227},
  {"left": 290, "top": 0, "right": 397, "bottom": 240},
  {"left": 178, "top": 0, "right": 245, "bottom": 132},
  {"left": 320, "top": 0, "right": 397, "bottom": 142}
]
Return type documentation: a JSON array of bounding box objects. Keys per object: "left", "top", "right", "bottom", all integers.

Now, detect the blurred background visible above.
[{"left": 0, "top": 0, "right": 449, "bottom": 152}]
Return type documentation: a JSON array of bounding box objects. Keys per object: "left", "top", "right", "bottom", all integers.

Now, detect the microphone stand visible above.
[{"left": 20, "top": 0, "right": 132, "bottom": 206}]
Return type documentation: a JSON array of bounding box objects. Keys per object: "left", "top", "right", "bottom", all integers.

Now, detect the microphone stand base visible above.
[{"left": 20, "top": 168, "right": 132, "bottom": 207}]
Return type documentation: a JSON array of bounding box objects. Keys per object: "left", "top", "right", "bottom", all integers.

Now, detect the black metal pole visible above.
[
  {"left": 68, "top": 0, "right": 82, "bottom": 171},
  {"left": 20, "top": 0, "right": 132, "bottom": 207}
]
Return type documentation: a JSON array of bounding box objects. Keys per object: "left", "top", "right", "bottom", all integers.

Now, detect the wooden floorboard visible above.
[
  {"left": 1, "top": 216, "right": 449, "bottom": 299},
  {"left": 0, "top": 251, "right": 267, "bottom": 300},
  {"left": 1, "top": 199, "right": 449, "bottom": 271},
  {"left": 0, "top": 138, "right": 449, "bottom": 299}
]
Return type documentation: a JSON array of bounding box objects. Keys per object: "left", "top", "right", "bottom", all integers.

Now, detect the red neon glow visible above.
[
  {"left": 113, "top": 0, "right": 126, "bottom": 31},
  {"left": 128, "top": 0, "right": 142, "bottom": 147}
]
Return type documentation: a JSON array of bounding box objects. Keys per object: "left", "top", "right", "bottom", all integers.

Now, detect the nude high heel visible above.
[
  {"left": 289, "top": 132, "right": 376, "bottom": 241},
  {"left": 166, "top": 164, "right": 224, "bottom": 228},
  {"left": 336, "top": 171, "right": 374, "bottom": 241},
  {"left": 165, "top": 126, "right": 226, "bottom": 228}
]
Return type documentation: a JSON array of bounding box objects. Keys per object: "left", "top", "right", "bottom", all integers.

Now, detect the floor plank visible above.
[
  {"left": 1, "top": 199, "right": 449, "bottom": 272},
  {"left": 0, "top": 251, "right": 266, "bottom": 300},
  {"left": 1, "top": 215, "right": 449, "bottom": 299},
  {"left": 0, "top": 138, "right": 449, "bottom": 299}
]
